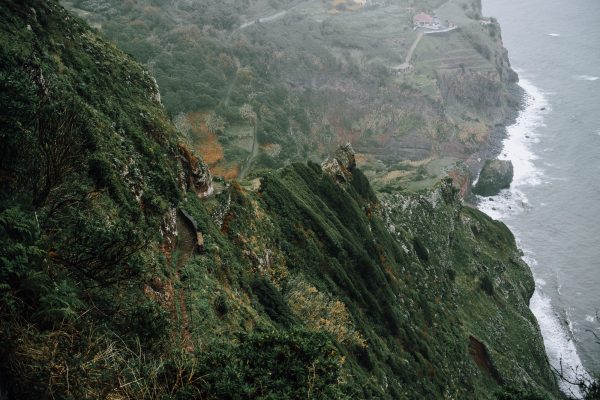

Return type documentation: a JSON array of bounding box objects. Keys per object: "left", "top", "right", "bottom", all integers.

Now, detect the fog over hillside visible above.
[{"left": 0, "top": 0, "right": 596, "bottom": 399}]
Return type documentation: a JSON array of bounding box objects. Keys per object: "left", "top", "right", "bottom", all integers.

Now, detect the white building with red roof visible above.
[{"left": 413, "top": 12, "right": 441, "bottom": 30}]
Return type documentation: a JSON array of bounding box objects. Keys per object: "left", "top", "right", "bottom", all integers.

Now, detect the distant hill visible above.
[{"left": 63, "top": 0, "right": 519, "bottom": 193}]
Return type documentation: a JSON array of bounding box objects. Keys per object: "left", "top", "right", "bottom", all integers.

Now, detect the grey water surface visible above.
[{"left": 482, "top": 0, "right": 600, "bottom": 377}]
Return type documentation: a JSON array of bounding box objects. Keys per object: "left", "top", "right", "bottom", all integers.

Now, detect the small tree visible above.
[
  {"left": 239, "top": 103, "right": 257, "bottom": 125},
  {"left": 33, "top": 99, "right": 87, "bottom": 207},
  {"left": 174, "top": 112, "right": 192, "bottom": 136},
  {"left": 205, "top": 111, "right": 226, "bottom": 134}
]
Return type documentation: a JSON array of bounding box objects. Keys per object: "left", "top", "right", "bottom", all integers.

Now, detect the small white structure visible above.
[{"left": 353, "top": 0, "right": 367, "bottom": 6}]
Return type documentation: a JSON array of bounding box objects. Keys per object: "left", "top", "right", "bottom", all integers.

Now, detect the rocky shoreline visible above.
[{"left": 464, "top": 81, "right": 525, "bottom": 202}]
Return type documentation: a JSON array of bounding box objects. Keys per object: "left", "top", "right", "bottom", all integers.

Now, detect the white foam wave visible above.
[
  {"left": 547, "top": 33, "right": 561, "bottom": 37},
  {"left": 499, "top": 78, "right": 546, "bottom": 188},
  {"left": 521, "top": 251, "right": 538, "bottom": 268},
  {"left": 476, "top": 187, "right": 530, "bottom": 219},
  {"left": 476, "top": 77, "right": 591, "bottom": 396},
  {"left": 566, "top": 309, "right": 577, "bottom": 336},
  {"left": 575, "top": 75, "right": 600, "bottom": 81},
  {"left": 476, "top": 78, "right": 545, "bottom": 219},
  {"left": 585, "top": 315, "right": 595, "bottom": 323},
  {"left": 535, "top": 278, "right": 547, "bottom": 286},
  {"left": 530, "top": 290, "right": 590, "bottom": 397}
]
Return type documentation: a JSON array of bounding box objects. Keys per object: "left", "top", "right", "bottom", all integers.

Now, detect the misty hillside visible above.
[
  {"left": 0, "top": 0, "right": 570, "bottom": 399},
  {"left": 64, "top": 0, "right": 519, "bottom": 193}
]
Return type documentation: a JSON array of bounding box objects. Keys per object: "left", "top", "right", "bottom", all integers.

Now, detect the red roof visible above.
[{"left": 413, "top": 13, "right": 433, "bottom": 24}]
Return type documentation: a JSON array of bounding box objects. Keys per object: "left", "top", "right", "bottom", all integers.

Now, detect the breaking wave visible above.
[
  {"left": 476, "top": 77, "right": 590, "bottom": 397},
  {"left": 575, "top": 75, "right": 600, "bottom": 81}
]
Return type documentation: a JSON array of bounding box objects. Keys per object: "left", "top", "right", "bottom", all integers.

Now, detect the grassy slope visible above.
[
  {"left": 200, "top": 164, "right": 559, "bottom": 399},
  {"left": 0, "top": 1, "right": 193, "bottom": 397},
  {"left": 0, "top": 1, "right": 559, "bottom": 399}
]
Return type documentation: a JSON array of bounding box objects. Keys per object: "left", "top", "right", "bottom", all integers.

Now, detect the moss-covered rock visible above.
[{"left": 474, "top": 159, "right": 514, "bottom": 196}]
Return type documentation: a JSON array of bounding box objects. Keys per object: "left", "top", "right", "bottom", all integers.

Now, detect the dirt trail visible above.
[
  {"left": 176, "top": 211, "right": 196, "bottom": 265},
  {"left": 223, "top": 59, "right": 241, "bottom": 107},
  {"left": 394, "top": 32, "right": 424, "bottom": 70},
  {"left": 239, "top": 124, "right": 258, "bottom": 180},
  {"left": 231, "top": 10, "right": 287, "bottom": 36},
  {"left": 174, "top": 211, "right": 198, "bottom": 352},
  {"left": 407, "top": 32, "right": 424, "bottom": 63},
  {"left": 392, "top": 0, "right": 454, "bottom": 71}
]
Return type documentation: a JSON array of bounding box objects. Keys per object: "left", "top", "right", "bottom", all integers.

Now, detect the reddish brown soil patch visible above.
[
  {"left": 213, "top": 164, "right": 240, "bottom": 180},
  {"left": 468, "top": 336, "right": 503, "bottom": 384},
  {"left": 187, "top": 111, "right": 224, "bottom": 166}
]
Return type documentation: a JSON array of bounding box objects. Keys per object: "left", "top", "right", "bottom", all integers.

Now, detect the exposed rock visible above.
[
  {"left": 178, "top": 144, "right": 213, "bottom": 197},
  {"left": 160, "top": 208, "right": 178, "bottom": 251},
  {"left": 321, "top": 157, "right": 348, "bottom": 182},
  {"left": 249, "top": 178, "right": 262, "bottom": 192},
  {"left": 437, "top": 70, "right": 503, "bottom": 112},
  {"left": 211, "top": 191, "right": 231, "bottom": 229},
  {"left": 322, "top": 143, "right": 356, "bottom": 182},
  {"left": 446, "top": 162, "right": 472, "bottom": 199},
  {"left": 121, "top": 156, "right": 145, "bottom": 204},
  {"left": 149, "top": 75, "right": 161, "bottom": 104},
  {"left": 469, "top": 335, "right": 503, "bottom": 384},
  {"left": 196, "top": 231, "right": 205, "bottom": 252},
  {"left": 334, "top": 142, "right": 356, "bottom": 171},
  {"left": 473, "top": 159, "right": 513, "bottom": 196}
]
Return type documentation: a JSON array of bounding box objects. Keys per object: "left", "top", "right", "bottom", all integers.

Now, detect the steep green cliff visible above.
[{"left": 0, "top": 1, "right": 559, "bottom": 399}]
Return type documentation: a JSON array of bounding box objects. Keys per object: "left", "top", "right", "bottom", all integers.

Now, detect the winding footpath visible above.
[
  {"left": 239, "top": 124, "right": 258, "bottom": 180},
  {"left": 231, "top": 10, "right": 287, "bottom": 36},
  {"left": 174, "top": 211, "right": 198, "bottom": 352},
  {"left": 394, "top": 31, "right": 424, "bottom": 71},
  {"left": 223, "top": 58, "right": 241, "bottom": 107}
]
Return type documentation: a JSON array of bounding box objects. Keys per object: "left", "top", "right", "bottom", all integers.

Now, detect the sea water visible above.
[{"left": 481, "top": 0, "right": 600, "bottom": 394}]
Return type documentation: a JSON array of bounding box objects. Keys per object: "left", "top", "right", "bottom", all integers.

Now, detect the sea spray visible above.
[
  {"left": 476, "top": 77, "right": 590, "bottom": 396},
  {"left": 574, "top": 75, "right": 600, "bottom": 81}
]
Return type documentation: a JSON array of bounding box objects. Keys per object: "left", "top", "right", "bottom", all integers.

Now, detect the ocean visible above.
[{"left": 481, "top": 0, "right": 600, "bottom": 393}]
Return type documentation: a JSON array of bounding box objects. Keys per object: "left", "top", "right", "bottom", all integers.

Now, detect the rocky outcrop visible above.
[
  {"left": 321, "top": 158, "right": 347, "bottom": 182},
  {"left": 334, "top": 142, "right": 356, "bottom": 171},
  {"left": 322, "top": 142, "right": 356, "bottom": 182},
  {"left": 178, "top": 144, "right": 213, "bottom": 197},
  {"left": 473, "top": 159, "right": 513, "bottom": 196},
  {"left": 437, "top": 70, "right": 504, "bottom": 113},
  {"left": 149, "top": 75, "right": 162, "bottom": 104}
]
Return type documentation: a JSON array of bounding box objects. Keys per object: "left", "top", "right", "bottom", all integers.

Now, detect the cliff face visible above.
[{"left": 0, "top": 1, "right": 559, "bottom": 399}]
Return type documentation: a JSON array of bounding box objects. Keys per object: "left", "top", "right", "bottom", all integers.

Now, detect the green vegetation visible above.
[
  {"left": 63, "top": 0, "right": 519, "bottom": 187},
  {"left": 0, "top": 1, "right": 565, "bottom": 399}
]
